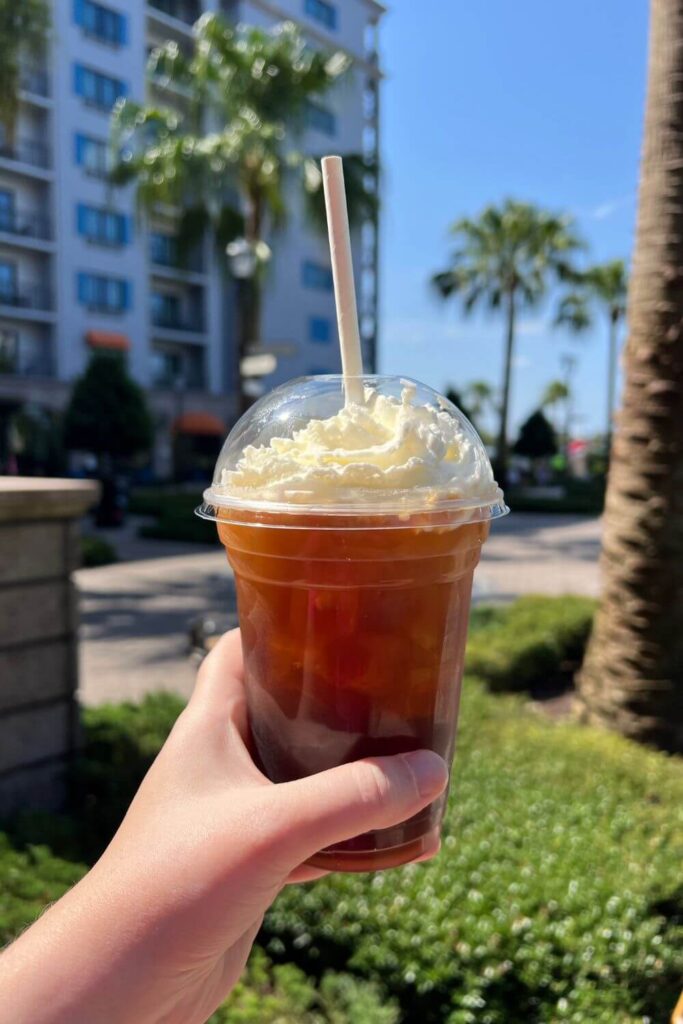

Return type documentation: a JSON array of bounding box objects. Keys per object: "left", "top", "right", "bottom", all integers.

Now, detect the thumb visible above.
[{"left": 270, "top": 750, "right": 448, "bottom": 868}]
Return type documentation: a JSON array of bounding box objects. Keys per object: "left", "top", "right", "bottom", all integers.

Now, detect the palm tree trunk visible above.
[
  {"left": 606, "top": 313, "right": 619, "bottom": 452},
  {"left": 234, "top": 192, "right": 265, "bottom": 416},
  {"left": 577, "top": 0, "right": 683, "bottom": 752},
  {"left": 495, "top": 287, "right": 516, "bottom": 487}
]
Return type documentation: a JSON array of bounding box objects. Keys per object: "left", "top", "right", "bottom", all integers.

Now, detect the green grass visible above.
[{"left": 1, "top": 599, "right": 681, "bottom": 1023}]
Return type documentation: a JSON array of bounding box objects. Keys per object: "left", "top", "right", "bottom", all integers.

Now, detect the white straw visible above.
[{"left": 321, "top": 155, "right": 364, "bottom": 405}]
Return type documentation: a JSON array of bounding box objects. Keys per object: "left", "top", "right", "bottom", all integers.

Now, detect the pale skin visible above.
[{"left": 0, "top": 631, "right": 448, "bottom": 1024}]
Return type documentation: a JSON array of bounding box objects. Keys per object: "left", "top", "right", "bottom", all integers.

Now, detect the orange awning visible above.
[
  {"left": 173, "top": 412, "right": 225, "bottom": 436},
  {"left": 86, "top": 331, "right": 130, "bottom": 352}
]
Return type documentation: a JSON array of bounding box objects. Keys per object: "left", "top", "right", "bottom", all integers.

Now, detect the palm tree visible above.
[
  {"left": 0, "top": 0, "right": 50, "bottom": 146},
  {"left": 465, "top": 379, "right": 497, "bottom": 422},
  {"left": 540, "top": 379, "right": 570, "bottom": 434},
  {"left": 577, "top": 0, "right": 683, "bottom": 752},
  {"left": 431, "top": 200, "right": 583, "bottom": 485},
  {"left": 111, "top": 15, "right": 376, "bottom": 413},
  {"left": 555, "top": 259, "right": 628, "bottom": 452}
]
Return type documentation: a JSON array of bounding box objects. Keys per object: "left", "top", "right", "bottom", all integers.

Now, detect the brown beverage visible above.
[
  {"left": 218, "top": 508, "right": 489, "bottom": 871},
  {"left": 198, "top": 374, "right": 506, "bottom": 872}
]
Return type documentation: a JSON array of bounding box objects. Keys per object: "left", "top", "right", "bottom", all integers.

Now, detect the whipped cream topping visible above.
[{"left": 214, "top": 384, "right": 503, "bottom": 510}]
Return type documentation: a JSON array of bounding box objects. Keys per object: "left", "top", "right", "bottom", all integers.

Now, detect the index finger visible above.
[{"left": 190, "top": 628, "right": 247, "bottom": 730}]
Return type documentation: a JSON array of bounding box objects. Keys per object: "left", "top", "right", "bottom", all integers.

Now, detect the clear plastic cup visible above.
[{"left": 197, "top": 375, "right": 507, "bottom": 872}]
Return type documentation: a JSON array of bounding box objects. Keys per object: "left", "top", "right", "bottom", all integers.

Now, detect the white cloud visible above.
[
  {"left": 587, "top": 193, "right": 634, "bottom": 221},
  {"left": 517, "top": 318, "right": 547, "bottom": 337},
  {"left": 512, "top": 354, "right": 531, "bottom": 369}
]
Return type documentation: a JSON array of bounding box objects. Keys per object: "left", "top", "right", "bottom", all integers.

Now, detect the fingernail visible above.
[{"left": 402, "top": 750, "right": 448, "bottom": 799}]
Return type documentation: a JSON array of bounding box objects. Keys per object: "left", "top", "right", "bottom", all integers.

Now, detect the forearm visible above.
[{"left": 0, "top": 859, "right": 178, "bottom": 1024}]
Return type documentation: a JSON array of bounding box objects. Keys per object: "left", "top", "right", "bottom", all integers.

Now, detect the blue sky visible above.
[{"left": 377, "top": 0, "right": 648, "bottom": 437}]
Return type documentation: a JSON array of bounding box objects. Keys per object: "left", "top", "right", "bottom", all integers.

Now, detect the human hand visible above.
[{"left": 1, "top": 631, "right": 448, "bottom": 1024}]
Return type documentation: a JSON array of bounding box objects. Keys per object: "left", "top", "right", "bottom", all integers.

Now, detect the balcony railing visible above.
[
  {"left": 19, "top": 65, "right": 50, "bottom": 98},
  {"left": 152, "top": 310, "right": 204, "bottom": 332},
  {"left": 0, "top": 209, "right": 52, "bottom": 241},
  {"left": 0, "top": 284, "right": 53, "bottom": 312},
  {"left": 0, "top": 138, "right": 51, "bottom": 169},
  {"left": 147, "top": 0, "right": 199, "bottom": 25}
]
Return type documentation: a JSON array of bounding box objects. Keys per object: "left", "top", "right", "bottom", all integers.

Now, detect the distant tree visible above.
[
  {"left": 540, "top": 379, "right": 570, "bottom": 433},
  {"left": 444, "top": 386, "right": 476, "bottom": 427},
  {"left": 0, "top": 0, "right": 50, "bottom": 145},
  {"left": 514, "top": 410, "right": 557, "bottom": 460},
  {"left": 64, "top": 353, "right": 153, "bottom": 465},
  {"left": 555, "top": 259, "right": 628, "bottom": 451},
  {"left": 431, "top": 199, "right": 583, "bottom": 485},
  {"left": 465, "top": 380, "right": 497, "bottom": 423}
]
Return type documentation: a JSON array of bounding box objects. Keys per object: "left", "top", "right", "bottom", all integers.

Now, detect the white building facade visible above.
[{"left": 0, "top": 0, "right": 382, "bottom": 477}]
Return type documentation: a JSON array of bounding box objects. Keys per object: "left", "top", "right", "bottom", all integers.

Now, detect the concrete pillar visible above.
[{"left": 0, "top": 477, "right": 99, "bottom": 815}]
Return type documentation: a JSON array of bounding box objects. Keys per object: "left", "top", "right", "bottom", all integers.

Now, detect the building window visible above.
[
  {"left": 0, "top": 260, "right": 17, "bottom": 301},
  {"left": 302, "top": 260, "right": 333, "bottom": 291},
  {"left": 77, "top": 272, "right": 131, "bottom": 312},
  {"left": 0, "top": 190, "right": 15, "bottom": 232},
  {"left": 151, "top": 344, "right": 204, "bottom": 389},
  {"left": 309, "top": 316, "right": 332, "bottom": 343},
  {"left": 75, "top": 133, "right": 109, "bottom": 177},
  {"left": 74, "top": 64, "right": 127, "bottom": 110},
  {"left": 0, "top": 328, "right": 18, "bottom": 372},
  {"left": 307, "top": 366, "right": 334, "bottom": 376},
  {"left": 151, "top": 291, "right": 181, "bottom": 327},
  {"left": 305, "top": 100, "right": 336, "bottom": 136},
  {"left": 304, "top": 0, "right": 337, "bottom": 30},
  {"left": 77, "top": 204, "right": 130, "bottom": 246},
  {"left": 74, "top": 0, "right": 127, "bottom": 45},
  {"left": 150, "top": 232, "right": 180, "bottom": 268}
]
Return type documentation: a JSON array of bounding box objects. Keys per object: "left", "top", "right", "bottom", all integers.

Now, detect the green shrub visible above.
[
  {"left": 211, "top": 947, "right": 399, "bottom": 1023},
  {"left": 130, "top": 488, "right": 215, "bottom": 544},
  {"left": 3, "top": 600, "right": 681, "bottom": 1023},
  {"left": 506, "top": 479, "right": 605, "bottom": 515},
  {"left": 80, "top": 535, "right": 118, "bottom": 567},
  {"left": 264, "top": 680, "right": 683, "bottom": 1023},
  {"left": 0, "top": 834, "right": 85, "bottom": 944},
  {"left": 465, "top": 595, "right": 595, "bottom": 692}
]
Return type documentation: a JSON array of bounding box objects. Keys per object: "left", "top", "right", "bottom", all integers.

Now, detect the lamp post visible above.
[{"left": 227, "top": 238, "right": 259, "bottom": 418}]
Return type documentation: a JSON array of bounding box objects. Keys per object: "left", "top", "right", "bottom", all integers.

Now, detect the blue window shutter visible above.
[
  {"left": 77, "top": 272, "right": 88, "bottom": 303},
  {"left": 123, "top": 215, "right": 132, "bottom": 244},
  {"left": 118, "top": 78, "right": 128, "bottom": 99},
  {"left": 123, "top": 280, "right": 132, "bottom": 310},
  {"left": 74, "top": 133, "right": 83, "bottom": 164},
  {"left": 74, "top": 64, "right": 84, "bottom": 96},
  {"left": 74, "top": 0, "right": 85, "bottom": 27},
  {"left": 119, "top": 12, "right": 128, "bottom": 45}
]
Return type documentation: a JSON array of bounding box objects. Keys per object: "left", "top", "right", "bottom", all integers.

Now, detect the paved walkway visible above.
[{"left": 75, "top": 513, "right": 601, "bottom": 706}]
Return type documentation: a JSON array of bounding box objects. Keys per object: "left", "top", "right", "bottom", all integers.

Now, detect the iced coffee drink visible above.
[{"left": 198, "top": 375, "right": 506, "bottom": 871}]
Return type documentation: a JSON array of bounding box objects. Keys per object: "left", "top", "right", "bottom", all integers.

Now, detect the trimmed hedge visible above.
[
  {"left": 130, "top": 488, "right": 215, "bottom": 545},
  {"left": 2, "top": 599, "right": 681, "bottom": 1024},
  {"left": 465, "top": 595, "right": 595, "bottom": 692},
  {"left": 211, "top": 947, "right": 399, "bottom": 1023},
  {"left": 265, "top": 682, "right": 683, "bottom": 1023},
  {"left": 0, "top": 835, "right": 85, "bottom": 945},
  {"left": 81, "top": 536, "right": 118, "bottom": 567}
]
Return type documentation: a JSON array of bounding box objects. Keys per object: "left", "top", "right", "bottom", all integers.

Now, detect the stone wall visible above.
[{"left": 0, "top": 478, "right": 99, "bottom": 815}]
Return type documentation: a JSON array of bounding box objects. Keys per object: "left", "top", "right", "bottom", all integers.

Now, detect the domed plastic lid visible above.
[{"left": 197, "top": 375, "right": 508, "bottom": 524}]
